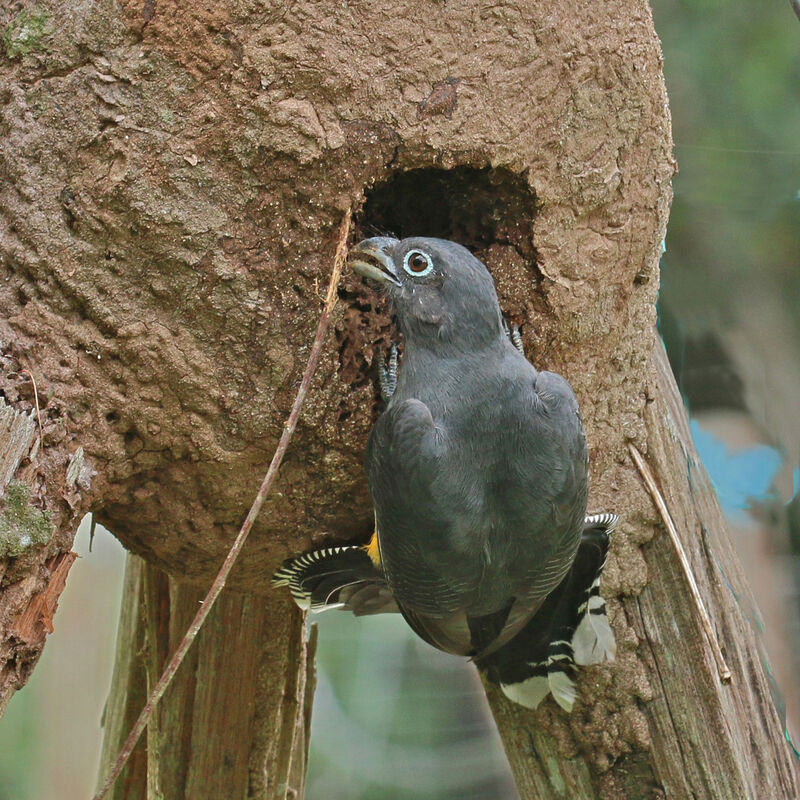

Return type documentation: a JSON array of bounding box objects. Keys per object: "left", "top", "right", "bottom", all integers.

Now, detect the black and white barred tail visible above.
[
  {"left": 478, "top": 512, "right": 618, "bottom": 712},
  {"left": 272, "top": 545, "right": 398, "bottom": 615},
  {"left": 572, "top": 513, "right": 617, "bottom": 666},
  {"left": 273, "top": 513, "right": 618, "bottom": 711}
]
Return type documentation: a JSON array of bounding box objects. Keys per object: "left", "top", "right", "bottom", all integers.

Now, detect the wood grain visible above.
[
  {"left": 97, "top": 556, "right": 315, "bottom": 800},
  {"left": 483, "top": 342, "right": 800, "bottom": 799}
]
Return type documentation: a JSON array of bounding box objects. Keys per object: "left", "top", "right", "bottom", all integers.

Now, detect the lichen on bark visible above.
[
  {"left": 0, "top": 481, "right": 53, "bottom": 557},
  {"left": 2, "top": 6, "right": 52, "bottom": 60}
]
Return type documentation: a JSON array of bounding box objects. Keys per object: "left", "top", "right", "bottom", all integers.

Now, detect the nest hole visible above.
[
  {"left": 336, "top": 166, "right": 539, "bottom": 418},
  {"left": 356, "top": 165, "right": 537, "bottom": 256}
]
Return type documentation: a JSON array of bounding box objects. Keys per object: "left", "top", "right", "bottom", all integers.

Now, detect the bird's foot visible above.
[
  {"left": 503, "top": 317, "right": 525, "bottom": 355},
  {"left": 378, "top": 344, "right": 398, "bottom": 402}
]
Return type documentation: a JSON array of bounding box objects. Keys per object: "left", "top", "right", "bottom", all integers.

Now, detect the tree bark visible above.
[
  {"left": 0, "top": 395, "right": 91, "bottom": 716},
  {"left": 2, "top": 0, "right": 798, "bottom": 797},
  {"left": 485, "top": 343, "right": 800, "bottom": 798},
  {"left": 97, "top": 554, "right": 315, "bottom": 800}
]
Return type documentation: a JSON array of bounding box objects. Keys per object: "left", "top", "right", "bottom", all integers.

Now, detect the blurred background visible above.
[{"left": 1, "top": 1, "right": 799, "bottom": 797}]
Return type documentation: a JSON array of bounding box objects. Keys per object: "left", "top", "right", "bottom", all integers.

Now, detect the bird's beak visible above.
[{"left": 349, "top": 237, "right": 401, "bottom": 287}]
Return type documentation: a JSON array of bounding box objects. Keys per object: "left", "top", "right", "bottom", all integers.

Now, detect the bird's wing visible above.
[
  {"left": 364, "top": 369, "right": 588, "bottom": 657},
  {"left": 365, "top": 397, "right": 480, "bottom": 653},
  {"left": 511, "top": 369, "right": 589, "bottom": 600}
]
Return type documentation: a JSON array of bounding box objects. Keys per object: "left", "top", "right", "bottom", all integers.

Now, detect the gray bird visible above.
[{"left": 274, "top": 236, "right": 616, "bottom": 710}]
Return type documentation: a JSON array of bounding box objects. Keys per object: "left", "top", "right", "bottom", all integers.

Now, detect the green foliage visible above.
[
  {"left": 655, "top": 0, "right": 800, "bottom": 218},
  {"left": 0, "top": 482, "right": 53, "bottom": 558},
  {"left": 2, "top": 7, "right": 51, "bottom": 60}
]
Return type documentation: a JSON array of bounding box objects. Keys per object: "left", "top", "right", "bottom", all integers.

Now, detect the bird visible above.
[{"left": 273, "top": 236, "right": 616, "bottom": 710}]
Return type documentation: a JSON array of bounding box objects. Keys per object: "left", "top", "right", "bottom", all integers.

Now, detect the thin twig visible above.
[
  {"left": 628, "top": 443, "right": 732, "bottom": 684},
  {"left": 792, "top": 0, "right": 800, "bottom": 23},
  {"left": 19, "top": 369, "right": 43, "bottom": 444},
  {"left": 93, "top": 208, "right": 352, "bottom": 800}
]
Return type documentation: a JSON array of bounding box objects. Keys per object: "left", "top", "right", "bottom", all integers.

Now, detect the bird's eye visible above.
[{"left": 403, "top": 250, "right": 434, "bottom": 277}]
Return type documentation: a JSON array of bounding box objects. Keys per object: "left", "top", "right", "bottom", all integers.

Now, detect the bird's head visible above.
[{"left": 349, "top": 236, "right": 504, "bottom": 350}]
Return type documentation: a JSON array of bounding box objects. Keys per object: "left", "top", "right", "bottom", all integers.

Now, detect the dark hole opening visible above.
[
  {"left": 357, "top": 166, "right": 537, "bottom": 257},
  {"left": 335, "top": 166, "right": 540, "bottom": 421}
]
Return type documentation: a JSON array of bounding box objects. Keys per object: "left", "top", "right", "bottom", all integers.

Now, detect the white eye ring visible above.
[{"left": 402, "top": 250, "right": 434, "bottom": 277}]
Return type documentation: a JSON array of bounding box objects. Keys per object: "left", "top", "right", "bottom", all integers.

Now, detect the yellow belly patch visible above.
[{"left": 363, "top": 530, "right": 381, "bottom": 568}]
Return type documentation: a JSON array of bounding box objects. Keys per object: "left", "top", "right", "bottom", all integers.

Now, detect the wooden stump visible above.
[{"left": 97, "top": 556, "right": 316, "bottom": 800}]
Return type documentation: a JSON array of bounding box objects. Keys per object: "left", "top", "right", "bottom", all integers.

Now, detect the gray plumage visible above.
[{"left": 351, "top": 237, "right": 588, "bottom": 658}]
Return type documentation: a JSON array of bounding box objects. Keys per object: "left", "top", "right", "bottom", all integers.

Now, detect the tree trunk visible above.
[
  {"left": 2, "top": 0, "right": 798, "bottom": 797},
  {"left": 97, "top": 554, "right": 315, "bottom": 800},
  {"left": 485, "top": 343, "right": 800, "bottom": 798}
]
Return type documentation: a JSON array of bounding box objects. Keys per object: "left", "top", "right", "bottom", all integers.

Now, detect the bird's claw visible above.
[
  {"left": 503, "top": 317, "right": 525, "bottom": 355},
  {"left": 378, "top": 344, "right": 399, "bottom": 402}
]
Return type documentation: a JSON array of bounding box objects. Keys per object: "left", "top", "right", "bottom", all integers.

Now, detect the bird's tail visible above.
[
  {"left": 477, "top": 513, "right": 617, "bottom": 712},
  {"left": 272, "top": 544, "right": 399, "bottom": 615},
  {"left": 273, "top": 513, "right": 617, "bottom": 711}
]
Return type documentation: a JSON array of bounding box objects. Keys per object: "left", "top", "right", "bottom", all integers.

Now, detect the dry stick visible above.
[
  {"left": 19, "top": 369, "right": 43, "bottom": 444},
  {"left": 93, "top": 208, "right": 352, "bottom": 800},
  {"left": 628, "top": 442, "right": 732, "bottom": 684}
]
